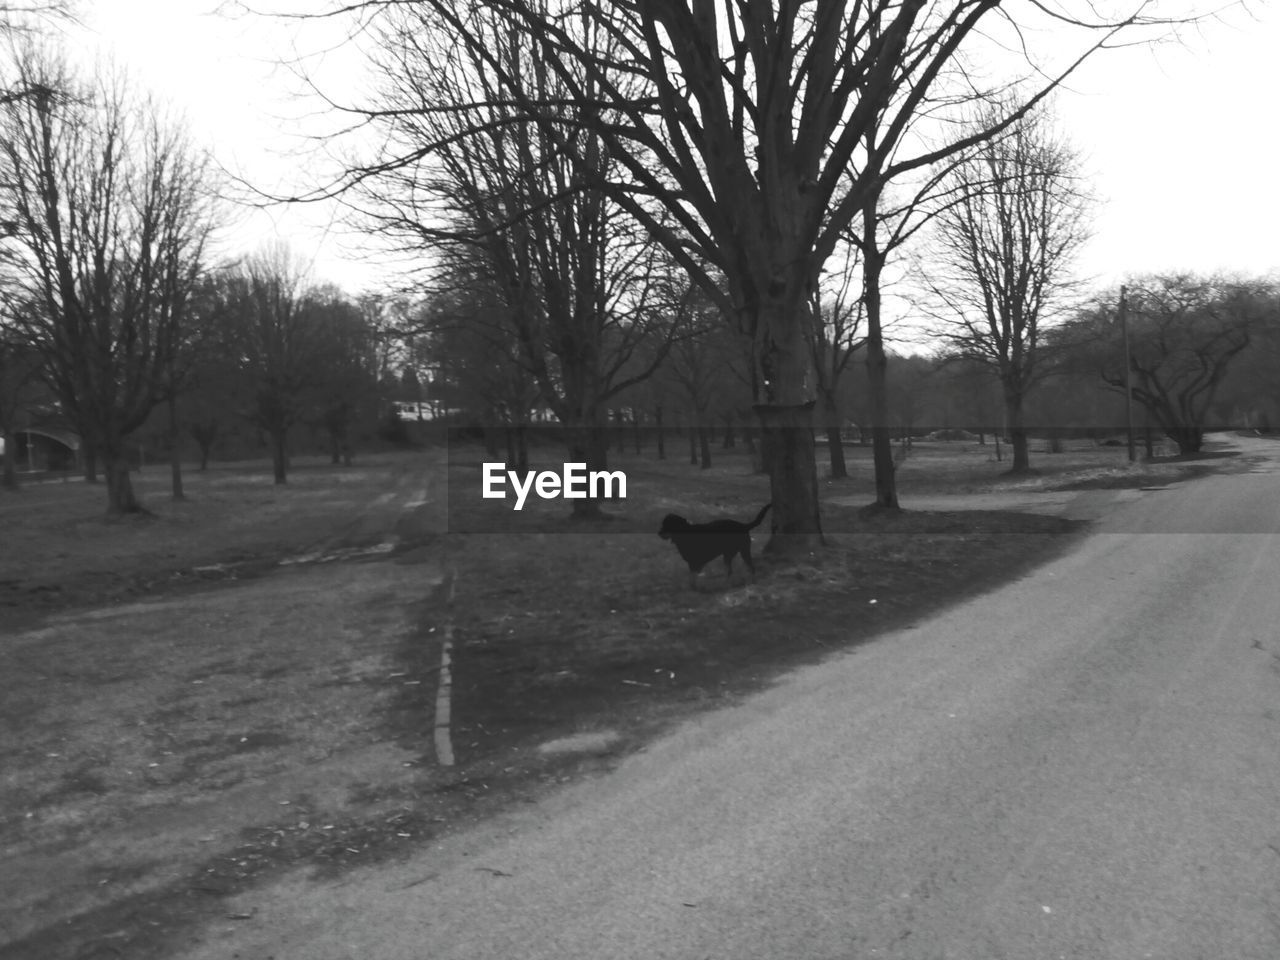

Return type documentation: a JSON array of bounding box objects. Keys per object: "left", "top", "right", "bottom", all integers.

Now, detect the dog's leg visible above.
[
  {"left": 742, "top": 544, "right": 755, "bottom": 581},
  {"left": 688, "top": 568, "right": 700, "bottom": 591}
]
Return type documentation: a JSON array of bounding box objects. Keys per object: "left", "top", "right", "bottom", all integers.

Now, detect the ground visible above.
[{"left": 0, "top": 436, "right": 1232, "bottom": 959}]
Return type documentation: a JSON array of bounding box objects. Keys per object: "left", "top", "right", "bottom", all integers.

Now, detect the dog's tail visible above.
[{"left": 748, "top": 503, "right": 772, "bottom": 530}]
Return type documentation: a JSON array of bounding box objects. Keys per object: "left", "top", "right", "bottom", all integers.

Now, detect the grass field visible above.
[{"left": 0, "top": 436, "right": 1228, "bottom": 958}]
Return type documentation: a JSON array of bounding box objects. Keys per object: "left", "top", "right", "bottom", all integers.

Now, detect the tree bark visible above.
[
  {"left": 104, "top": 450, "right": 142, "bottom": 515},
  {"left": 862, "top": 203, "right": 898, "bottom": 509},
  {"left": 754, "top": 287, "right": 823, "bottom": 546},
  {"left": 865, "top": 324, "right": 897, "bottom": 508},
  {"left": 698, "top": 426, "right": 712, "bottom": 469},
  {"left": 1167, "top": 426, "right": 1202, "bottom": 455},
  {"left": 654, "top": 404, "right": 665, "bottom": 460},
  {"left": 755, "top": 401, "right": 822, "bottom": 552}
]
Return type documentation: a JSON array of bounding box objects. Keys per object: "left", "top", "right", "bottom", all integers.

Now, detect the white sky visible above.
[{"left": 76, "top": 1, "right": 1280, "bottom": 297}]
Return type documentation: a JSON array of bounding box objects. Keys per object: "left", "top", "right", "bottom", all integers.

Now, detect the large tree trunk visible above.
[
  {"left": 754, "top": 286, "right": 823, "bottom": 549},
  {"left": 698, "top": 425, "right": 712, "bottom": 469},
  {"left": 862, "top": 204, "right": 899, "bottom": 510},
  {"left": 1166, "top": 425, "right": 1203, "bottom": 455},
  {"left": 824, "top": 426, "right": 846, "bottom": 479},
  {"left": 104, "top": 449, "right": 143, "bottom": 516},
  {"left": 654, "top": 404, "right": 665, "bottom": 460},
  {"left": 755, "top": 401, "right": 822, "bottom": 551},
  {"left": 1005, "top": 392, "right": 1031, "bottom": 473},
  {"left": 864, "top": 319, "right": 897, "bottom": 508},
  {"left": 83, "top": 445, "right": 99, "bottom": 484}
]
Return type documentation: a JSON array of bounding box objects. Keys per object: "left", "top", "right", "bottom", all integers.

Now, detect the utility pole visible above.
[{"left": 1119, "top": 284, "right": 1136, "bottom": 463}]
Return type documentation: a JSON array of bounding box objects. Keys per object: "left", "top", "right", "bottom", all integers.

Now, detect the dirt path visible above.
[{"left": 0, "top": 455, "right": 454, "bottom": 958}]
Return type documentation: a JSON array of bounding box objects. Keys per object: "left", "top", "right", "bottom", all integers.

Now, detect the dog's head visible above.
[{"left": 658, "top": 513, "right": 689, "bottom": 540}]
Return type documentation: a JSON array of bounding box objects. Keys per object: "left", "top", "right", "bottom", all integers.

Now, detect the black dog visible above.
[{"left": 658, "top": 503, "right": 772, "bottom": 589}]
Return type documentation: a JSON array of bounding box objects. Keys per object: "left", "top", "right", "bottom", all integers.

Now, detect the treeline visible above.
[
  {"left": 4, "top": 4, "right": 1272, "bottom": 530},
  {"left": 0, "top": 238, "right": 443, "bottom": 501},
  {"left": 0, "top": 41, "right": 432, "bottom": 511},
  {"left": 419, "top": 269, "right": 1280, "bottom": 478},
  {"left": 294, "top": 1, "right": 1258, "bottom": 537}
]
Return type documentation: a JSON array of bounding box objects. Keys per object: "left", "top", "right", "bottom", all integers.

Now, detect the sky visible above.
[{"left": 75, "top": 1, "right": 1280, "bottom": 298}]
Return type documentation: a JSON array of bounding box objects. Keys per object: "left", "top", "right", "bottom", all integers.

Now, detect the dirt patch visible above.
[{"left": 0, "top": 560, "right": 445, "bottom": 952}]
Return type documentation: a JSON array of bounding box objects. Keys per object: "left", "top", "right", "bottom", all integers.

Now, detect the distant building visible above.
[
  {"left": 0, "top": 428, "right": 80, "bottom": 470},
  {"left": 391, "top": 401, "right": 467, "bottom": 422}
]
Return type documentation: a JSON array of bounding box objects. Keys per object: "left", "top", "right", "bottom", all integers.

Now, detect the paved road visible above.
[{"left": 183, "top": 438, "right": 1280, "bottom": 960}]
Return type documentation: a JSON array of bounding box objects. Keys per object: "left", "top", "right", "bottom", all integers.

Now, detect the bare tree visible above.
[
  {"left": 0, "top": 1, "right": 73, "bottom": 31},
  {"left": 0, "top": 45, "right": 216, "bottom": 514},
  {"left": 365, "top": 3, "right": 1211, "bottom": 542},
  {"left": 343, "top": 4, "right": 684, "bottom": 515},
  {"left": 423, "top": 275, "right": 543, "bottom": 470},
  {"left": 922, "top": 102, "right": 1092, "bottom": 473},
  {"left": 301, "top": 285, "right": 380, "bottom": 467},
  {"left": 269, "top": 0, "right": 1227, "bottom": 545},
  {"left": 0, "top": 4, "right": 75, "bottom": 487},
  {"left": 808, "top": 244, "right": 865, "bottom": 480},
  {"left": 665, "top": 284, "right": 729, "bottom": 470},
  {"left": 1091, "top": 275, "right": 1273, "bottom": 454},
  {"left": 219, "top": 246, "right": 320, "bottom": 485}
]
